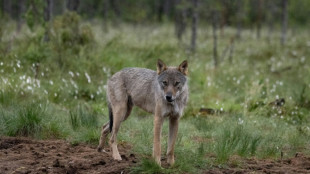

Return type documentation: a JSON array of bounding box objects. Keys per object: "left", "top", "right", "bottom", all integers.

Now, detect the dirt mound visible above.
[
  {"left": 0, "top": 136, "right": 137, "bottom": 174},
  {"left": 205, "top": 154, "right": 310, "bottom": 174}
]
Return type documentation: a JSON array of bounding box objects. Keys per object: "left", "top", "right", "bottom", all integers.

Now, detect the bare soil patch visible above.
[
  {"left": 0, "top": 136, "right": 137, "bottom": 174},
  {"left": 205, "top": 154, "right": 310, "bottom": 174},
  {"left": 1, "top": 136, "right": 310, "bottom": 174}
]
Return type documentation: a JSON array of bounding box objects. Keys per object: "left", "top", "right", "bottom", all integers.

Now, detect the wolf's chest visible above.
[{"left": 161, "top": 102, "right": 182, "bottom": 117}]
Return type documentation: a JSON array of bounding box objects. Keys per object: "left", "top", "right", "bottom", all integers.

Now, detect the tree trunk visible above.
[
  {"left": 228, "top": 37, "right": 235, "bottom": 63},
  {"left": 174, "top": 0, "right": 186, "bottom": 42},
  {"left": 44, "top": 0, "right": 52, "bottom": 25},
  {"left": 0, "top": 0, "right": 3, "bottom": 16},
  {"left": 109, "top": 0, "right": 120, "bottom": 18},
  {"left": 267, "top": 1, "right": 275, "bottom": 43},
  {"left": 73, "top": 0, "right": 79, "bottom": 11},
  {"left": 212, "top": 10, "right": 218, "bottom": 67},
  {"left": 190, "top": 0, "right": 198, "bottom": 53},
  {"left": 17, "top": 0, "right": 26, "bottom": 32},
  {"left": 236, "top": 0, "right": 243, "bottom": 40},
  {"left": 102, "top": 0, "right": 109, "bottom": 31},
  {"left": 256, "top": 0, "right": 263, "bottom": 39},
  {"left": 163, "top": 0, "right": 171, "bottom": 18},
  {"left": 44, "top": 0, "right": 53, "bottom": 42},
  {"left": 66, "top": 0, "right": 70, "bottom": 11},
  {"left": 236, "top": 19, "right": 242, "bottom": 40},
  {"left": 281, "top": 0, "right": 288, "bottom": 46},
  {"left": 157, "top": 0, "right": 164, "bottom": 22},
  {"left": 219, "top": 8, "right": 227, "bottom": 37},
  {"left": 3, "top": 0, "right": 11, "bottom": 17},
  {"left": 50, "top": 0, "right": 54, "bottom": 17},
  {"left": 66, "top": 0, "right": 79, "bottom": 11}
]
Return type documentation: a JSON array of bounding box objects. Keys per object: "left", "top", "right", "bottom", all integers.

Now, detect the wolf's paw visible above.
[
  {"left": 167, "top": 155, "right": 175, "bottom": 166},
  {"left": 155, "top": 157, "right": 161, "bottom": 166},
  {"left": 112, "top": 153, "right": 122, "bottom": 161},
  {"left": 167, "top": 159, "right": 175, "bottom": 166}
]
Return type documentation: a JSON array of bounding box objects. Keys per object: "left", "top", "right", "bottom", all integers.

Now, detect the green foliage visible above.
[
  {"left": 25, "top": 0, "right": 45, "bottom": 31},
  {"left": 192, "top": 117, "right": 215, "bottom": 132},
  {"left": 0, "top": 89, "right": 15, "bottom": 106},
  {"left": 52, "top": 12, "right": 94, "bottom": 48},
  {"left": 50, "top": 12, "right": 95, "bottom": 67},
  {"left": 69, "top": 103, "right": 99, "bottom": 130},
  {"left": 41, "top": 121, "right": 67, "bottom": 139},
  {"left": 131, "top": 144, "right": 208, "bottom": 174},
  {"left": 289, "top": 0, "right": 310, "bottom": 26},
  {"left": 214, "top": 123, "right": 262, "bottom": 163},
  {"left": 71, "top": 127, "right": 100, "bottom": 145},
  {"left": 174, "top": 143, "right": 208, "bottom": 172},
  {"left": 69, "top": 109, "right": 80, "bottom": 130},
  {"left": 11, "top": 105, "right": 43, "bottom": 137},
  {"left": 131, "top": 158, "right": 163, "bottom": 174},
  {"left": 0, "top": 103, "right": 45, "bottom": 137},
  {"left": 23, "top": 34, "right": 49, "bottom": 63}
]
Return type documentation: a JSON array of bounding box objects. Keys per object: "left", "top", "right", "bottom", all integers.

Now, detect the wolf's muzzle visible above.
[{"left": 165, "top": 94, "right": 174, "bottom": 102}]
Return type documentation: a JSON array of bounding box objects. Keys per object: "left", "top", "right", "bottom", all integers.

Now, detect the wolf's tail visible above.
[{"left": 108, "top": 103, "right": 113, "bottom": 132}]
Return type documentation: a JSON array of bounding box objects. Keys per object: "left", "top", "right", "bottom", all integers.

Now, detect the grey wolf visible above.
[{"left": 97, "top": 59, "right": 189, "bottom": 166}]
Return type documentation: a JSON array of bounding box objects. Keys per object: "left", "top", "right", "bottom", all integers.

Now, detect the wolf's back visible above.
[{"left": 107, "top": 68, "right": 158, "bottom": 114}]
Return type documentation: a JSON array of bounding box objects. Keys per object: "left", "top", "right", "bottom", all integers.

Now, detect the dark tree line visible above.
[
  {"left": 1, "top": 0, "right": 309, "bottom": 26},
  {"left": 0, "top": 0, "right": 309, "bottom": 65}
]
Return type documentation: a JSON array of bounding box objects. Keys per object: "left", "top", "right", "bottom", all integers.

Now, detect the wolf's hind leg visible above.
[
  {"left": 109, "top": 104, "right": 127, "bottom": 161},
  {"left": 97, "top": 122, "right": 110, "bottom": 152}
]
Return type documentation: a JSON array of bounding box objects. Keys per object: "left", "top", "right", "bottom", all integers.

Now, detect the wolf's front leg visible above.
[
  {"left": 153, "top": 113, "right": 164, "bottom": 166},
  {"left": 167, "top": 116, "right": 179, "bottom": 165}
]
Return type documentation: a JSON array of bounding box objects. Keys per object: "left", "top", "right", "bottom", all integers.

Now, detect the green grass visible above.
[
  {"left": 215, "top": 124, "right": 262, "bottom": 163},
  {"left": 1, "top": 103, "right": 46, "bottom": 137},
  {"left": 69, "top": 103, "right": 99, "bottom": 130},
  {"left": 0, "top": 102, "right": 66, "bottom": 139},
  {"left": 0, "top": 15, "right": 310, "bottom": 173},
  {"left": 131, "top": 158, "right": 164, "bottom": 174}
]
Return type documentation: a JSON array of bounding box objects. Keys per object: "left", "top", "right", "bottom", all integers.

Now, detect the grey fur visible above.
[{"left": 97, "top": 60, "right": 189, "bottom": 166}]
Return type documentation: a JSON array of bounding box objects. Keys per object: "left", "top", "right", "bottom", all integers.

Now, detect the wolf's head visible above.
[{"left": 157, "top": 59, "right": 188, "bottom": 103}]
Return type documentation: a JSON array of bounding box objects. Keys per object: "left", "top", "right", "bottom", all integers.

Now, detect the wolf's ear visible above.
[
  {"left": 178, "top": 60, "right": 188, "bottom": 75},
  {"left": 157, "top": 59, "right": 167, "bottom": 74}
]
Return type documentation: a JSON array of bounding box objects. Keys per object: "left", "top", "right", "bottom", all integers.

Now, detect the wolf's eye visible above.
[
  {"left": 174, "top": 82, "right": 180, "bottom": 86},
  {"left": 162, "top": 81, "right": 168, "bottom": 86}
]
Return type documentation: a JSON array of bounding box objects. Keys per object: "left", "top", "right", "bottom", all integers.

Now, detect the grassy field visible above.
[{"left": 1, "top": 13, "right": 310, "bottom": 173}]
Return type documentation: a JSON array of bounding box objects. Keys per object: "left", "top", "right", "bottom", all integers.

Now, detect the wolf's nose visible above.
[{"left": 165, "top": 95, "right": 173, "bottom": 102}]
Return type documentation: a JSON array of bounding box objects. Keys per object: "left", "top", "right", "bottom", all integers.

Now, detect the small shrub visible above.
[
  {"left": 71, "top": 127, "right": 100, "bottom": 145},
  {"left": 41, "top": 121, "right": 67, "bottom": 139},
  {"left": 2, "top": 104, "right": 46, "bottom": 137},
  {"left": 215, "top": 127, "right": 240, "bottom": 163},
  {"left": 215, "top": 125, "right": 262, "bottom": 163},
  {"left": 69, "top": 103, "right": 99, "bottom": 130},
  {"left": 50, "top": 11, "right": 95, "bottom": 65},
  {"left": 0, "top": 89, "right": 15, "bottom": 106},
  {"left": 23, "top": 37, "right": 48, "bottom": 63}
]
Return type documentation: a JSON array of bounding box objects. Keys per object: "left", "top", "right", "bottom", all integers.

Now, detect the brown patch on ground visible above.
[
  {"left": 1, "top": 136, "right": 310, "bottom": 174},
  {"left": 0, "top": 136, "right": 137, "bottom": 174},
  {"left": 205, "top": 154, "right": 310, "bottom": 174}
]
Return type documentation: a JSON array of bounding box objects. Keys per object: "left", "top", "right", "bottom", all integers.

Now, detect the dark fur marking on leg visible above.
[{"left": 109, "top": 103, "right": 113, "bottom": 133}]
